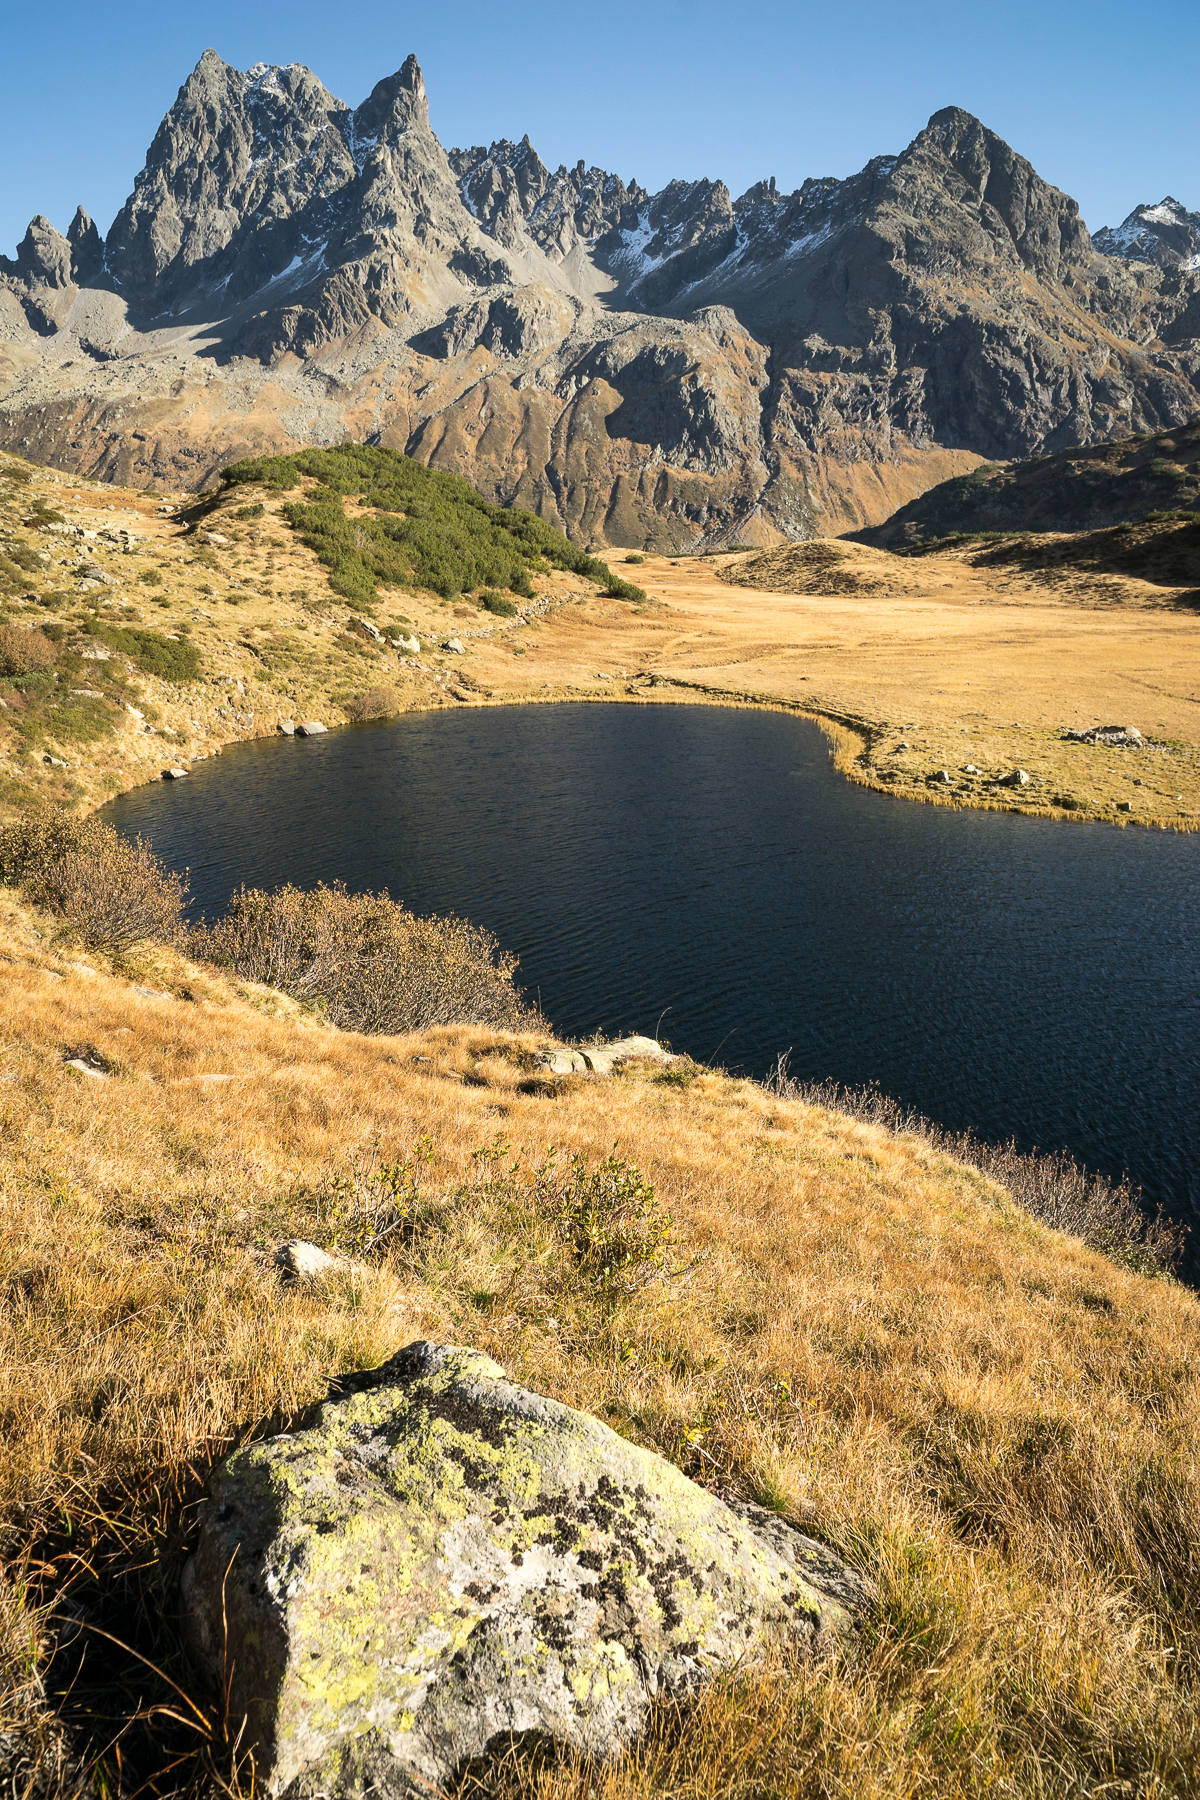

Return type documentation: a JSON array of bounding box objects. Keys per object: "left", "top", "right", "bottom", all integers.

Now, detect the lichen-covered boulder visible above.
[{"left": 181, "top": 1344, "right": 870, "bottom": 1796}]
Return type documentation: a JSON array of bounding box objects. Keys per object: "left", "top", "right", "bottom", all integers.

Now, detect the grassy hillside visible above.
[
  {"left": 857, "top": 415, "right": 1200, "bottom": 549},
  {"left": 0, "top": 448, "right": 649, "bottom": 820},
  {"left": 217, "top": 444, "right": 647, "bottom": 606},
  {"left": 1, "top": 886, "right": 1197, "bottom": 1800}
]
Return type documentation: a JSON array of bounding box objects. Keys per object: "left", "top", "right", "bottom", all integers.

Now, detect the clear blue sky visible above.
[{"left": 2, "top": 0, "right": 1197, "bottom": 257}]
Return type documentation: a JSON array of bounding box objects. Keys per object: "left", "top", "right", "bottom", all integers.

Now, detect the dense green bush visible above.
[
  {"left": 194, "top": 880, "right": 540, "bottom": 1034},
  {"left": 220, "top": 444, "right": 647, "bottom": 606},
  {"left": 0, "top": 809, "right": 188, "bottom": 952},
  {"left": 79, "top": 621, "right": 202, "bottom": 682},
  {"left": 479, "top": 589, "right": 517, "bottom": 617}
]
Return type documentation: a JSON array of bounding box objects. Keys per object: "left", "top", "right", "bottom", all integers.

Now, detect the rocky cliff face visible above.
[{"left": 2, "top": 57, "right": 1199, "bottom": 547}]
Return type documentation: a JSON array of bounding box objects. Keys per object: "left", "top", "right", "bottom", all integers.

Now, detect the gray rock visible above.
[
  {"left": 181, "top": 1344, "right": 869, "bottom": 1796},
  {"left": 442, "top": 637, "right": 465, "bottom": 654},
  {"left": 998, "top": 768, "right": 1031, "bottom": 787},
  {"left": 42, "top": 754, "right": 69, "bottom": 769},
  {"left": 278, "top": 720, "right": 296, "bottom": 736},
  {"left": 390, "top": 633, "right": 421, "bottom": 655},
  {"left": 927, "top": 768, "right": 953, "bottom": 785},
  {"left": 1062, "top": 724, "right": 1142, "bottom": 747},
  {"left": 296, "top": 720, "right": 328, "bottom": 736},
  {"left": 537, "top": 1038, "right": 674, "bottom": 1077},
  {"left": 538, "top": 1048, "right": 589, "bottom": 1075}
]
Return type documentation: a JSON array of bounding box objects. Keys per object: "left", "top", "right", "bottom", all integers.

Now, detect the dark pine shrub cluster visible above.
[
  {"left": 219, "top": 444, "right": 647, "bottom": 606},
  {"left": 193, "top": 880, "right": 541, "bottom": 1034}
]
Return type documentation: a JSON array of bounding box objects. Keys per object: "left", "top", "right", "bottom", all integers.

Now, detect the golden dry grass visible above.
[{"left": 1, "top": 889, "right": 1198, "bottom": 1796}]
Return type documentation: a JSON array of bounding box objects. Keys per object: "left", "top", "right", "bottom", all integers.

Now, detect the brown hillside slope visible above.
[{"left": 1, "top": 889, "right": 1198, "bottom": 1797}]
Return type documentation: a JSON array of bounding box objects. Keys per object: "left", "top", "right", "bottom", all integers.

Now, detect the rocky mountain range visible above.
[{"left": 2, "top": 51, "right": 1200, "bottom": 548}]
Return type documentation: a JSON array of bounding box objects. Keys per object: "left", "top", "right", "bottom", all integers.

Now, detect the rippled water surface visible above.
[{"left": 104, "top": 703, "right": 1200, "bottom": 1245}]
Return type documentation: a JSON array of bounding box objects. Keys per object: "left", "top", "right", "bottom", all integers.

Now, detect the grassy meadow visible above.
[{"left": 0, "top": 882, "right": 1197, "bottom": 1798}]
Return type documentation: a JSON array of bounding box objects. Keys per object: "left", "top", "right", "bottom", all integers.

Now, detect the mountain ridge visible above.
[{"left": 2, "top": 53, "right": 1199, "bottom": 548}]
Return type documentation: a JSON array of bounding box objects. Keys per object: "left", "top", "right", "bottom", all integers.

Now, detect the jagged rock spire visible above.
[{"left": 353, "top": 54, "right": 429, "bottom": 141}]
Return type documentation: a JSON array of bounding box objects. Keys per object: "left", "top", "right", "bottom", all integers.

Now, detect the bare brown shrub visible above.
[
  {"left": 0, "top": 624, "right": 56, "bottom": 676},
  {"left": 0, "top": 807, "right": 188, "bottom": 953},
  {"left": 344, "top": 686, "right": 400, "bottom": 721},
  {"left": 193, "top": 880, "right": 539, "bottom": 1032},
  {"left": 766, "top": 1059, "right": 1187, "bottom": 1276}
]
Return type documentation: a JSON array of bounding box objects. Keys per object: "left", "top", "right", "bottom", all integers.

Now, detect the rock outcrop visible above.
[
  {"left": 2, "top": 56, "right": 1200, "bottom": 546},
  {"left": 856, "top": 414, "right": 1200, "bottom": 546},
  {"left": 182, "top": 1343, "right": 869, "bottom": 1794}
]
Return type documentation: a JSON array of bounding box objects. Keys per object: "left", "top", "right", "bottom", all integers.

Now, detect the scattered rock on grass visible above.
[
  {"left": 274, "top": 1240, "right": 343, "bottom": 1280},
  {"left": 537, "top": 1036, "right": 675, "bottom": 1077},
  {"left": 182, "top": 1343, "right": 870, "bottom": 1797}
]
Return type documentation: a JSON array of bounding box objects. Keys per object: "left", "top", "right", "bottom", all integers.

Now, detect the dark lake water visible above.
[{"left": 103, "top": 702, "right": 1200, "bottom": 1253}]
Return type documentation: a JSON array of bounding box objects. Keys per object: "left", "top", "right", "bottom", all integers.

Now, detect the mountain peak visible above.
[
  {"left": 1094, "top": 194, "right": 1200, "bottom": 269},
  {"left": 354, "top": 53, "right": 429, "bottom": 141}
]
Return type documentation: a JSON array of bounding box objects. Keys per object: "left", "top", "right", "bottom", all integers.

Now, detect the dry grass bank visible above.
[{"left": 1, "top": 891, "right": 1198, "bottom": 1797}]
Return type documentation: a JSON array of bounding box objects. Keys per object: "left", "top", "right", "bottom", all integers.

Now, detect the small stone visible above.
[
  {"left": 1117, "top": 800, "right": 1133, "bottom": 812},
  {"left": 296, "top": 720, "right": 327, "bottom": 736},
  {"left": 442, "top": 637, "right": 465, "bottom": 653},
  {"left": 64, "top": 1057, "right": 107, "bottom": 1080},
  {"left": 42, "top": 754, "right": 69, "bottom": 769},
  {"left": 162, "top": 767, "right": 189, "bottom": 779},
  {"left": 927, "top": 768, "right": 953, "bottom": 785},
  {"left": 277, "top": 720, "right": 296, "bottom": 736},
  {"left": 274, "top": 1240, "right": 342, "bottom": 1279},
  {"left": 998, "top": 769, "right": 1030, "bottom": 787}
]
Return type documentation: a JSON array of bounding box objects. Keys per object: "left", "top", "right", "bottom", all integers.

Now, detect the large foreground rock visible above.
[{"left": 182, "top": 1343, "right": 869, "bottom": 1795}]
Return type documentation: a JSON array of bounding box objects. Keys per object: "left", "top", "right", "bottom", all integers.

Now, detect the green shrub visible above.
[
  {"left": 80, "top": 622, "right": 201, "bottom": 683},
  {"left": 235, "top": 503, "right": 265, "bottom": 519},
  {"left": 0, "top": 808, "right": 188, "bottom": 953},
  {"left": 138, "top": 569, "right": 164, "bottom": 587},
  {"left": 220, "top": 445, "right": 646, "bottom": 607},
  {"left": 479, "top": 590, "right": 517, "bottom": 617},
  {"left": 534, "top": 1150, "right": 675, "bottom": 1298},
  {"left": 600, "top": 574, "right": 647, "bottom": 601},
  {"left": 623, "top": 553, "right": 646, "bottom": 564},
  {"left": 193, "top": 881, "right": 540, "bottom": 1034}
]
